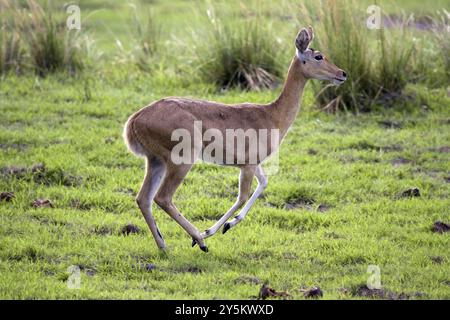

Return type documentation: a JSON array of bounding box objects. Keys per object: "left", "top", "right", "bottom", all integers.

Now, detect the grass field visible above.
[{"left": 0, "top": 0, "right": 449, "bottom": 299}]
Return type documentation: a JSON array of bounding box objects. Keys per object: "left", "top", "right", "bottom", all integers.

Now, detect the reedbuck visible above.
[{"left": 124, "top": 26, "right": 346, "bottom": 252}]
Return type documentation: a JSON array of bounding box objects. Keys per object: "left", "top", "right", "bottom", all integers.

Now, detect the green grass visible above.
[
  {"left": 0, "top": 73, "right": 449, "bottom": 299},
  {"left": 0, "top": 0, "right": 449, "bottom": 300}
]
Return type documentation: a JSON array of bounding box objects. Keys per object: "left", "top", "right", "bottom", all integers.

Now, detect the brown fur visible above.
[{"left": 123, "top": 26, "right": 346, "bottom": 251}]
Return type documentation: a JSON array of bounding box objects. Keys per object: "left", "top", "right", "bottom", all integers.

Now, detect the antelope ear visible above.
[
  {"left": 307, "top": 26, "right": 314, "bottom": 42},
  {"left": 295, "top": 28, "right": 311, "bottom": 53}
]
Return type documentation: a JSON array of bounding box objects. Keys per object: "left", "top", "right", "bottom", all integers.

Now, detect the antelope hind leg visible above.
[
  {"left": 155, "top": 163, "right": 208, "bottom": 252},
  {"left": 136, "top": 157, "right": 167, "bottom": 251}
]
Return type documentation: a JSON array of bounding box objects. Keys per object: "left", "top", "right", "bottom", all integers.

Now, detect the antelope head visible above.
[{"left": 295, "top": 26, "right": 347, "bottom": 86}]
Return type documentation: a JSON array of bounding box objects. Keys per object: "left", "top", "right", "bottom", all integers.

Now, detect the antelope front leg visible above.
[
  {"left": 201, "top": 166, "right": 256, "bottom": 239},
  {"left": 223, "top": 165, "right": 268, "bottom": 234}
]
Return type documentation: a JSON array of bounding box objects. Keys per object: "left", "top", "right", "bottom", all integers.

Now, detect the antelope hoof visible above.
[
  {"left": 192, "top": 238, "right": 208, "bottom": 252},
  {"left": 223, "top": 222, "right": 231, "bottom": 234}
]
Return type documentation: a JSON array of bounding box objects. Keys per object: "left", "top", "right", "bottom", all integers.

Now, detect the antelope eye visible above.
[{"left": 314, "top": 55, "right": 323, "bottom": 61}]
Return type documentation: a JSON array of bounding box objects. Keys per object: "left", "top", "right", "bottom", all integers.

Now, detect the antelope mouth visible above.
[{"left": 333, "top": 77, "right": 346, "bottom": 85}]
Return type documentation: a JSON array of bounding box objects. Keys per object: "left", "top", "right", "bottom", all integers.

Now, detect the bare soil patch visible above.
[
  {"left": 398, "top": 188, "right": 421, "bottom": 198},
  {"left": 429, "top": 146, "right": 450, "bottom": 153},
  {"left": 0, "top": 192, "right": 14, "bottom": 202},
  {"left": 258, "top": 283, "right": 290, "bottom": 300},
  {"left": 317, "top": 204, "right": 330, "bottom": 212},
  {"left": 32, "top": 199, "right": 54, "bottom": 208},
  {"left": 301, "top": 286, "right": 323, "bottom": 298},
  {"left": 0, "top": 143, "right": 28, "bottom": 151},
  {"left": 429, "top": 256, "right": 444, "bottom": 264},
  {"left": 392, "top": 158, "right": 412, "bottom": 166},
  {"left": 285, "top": 196, "right": 315, "bottom": 210},
  {"left": 1, "top": 163, "right": 82, "bottom": 187},
  {"left": 432, "top": 221, "right": 450, "bottom": 234},
  {"left": 353, "top": 285, "right": 409, "bottom": 300},
  {"left": 120, "top": 223, "right": 141, "bottom": 236},
  {"left": 377, "top": 120, "right": 403, "bottom": 129}
]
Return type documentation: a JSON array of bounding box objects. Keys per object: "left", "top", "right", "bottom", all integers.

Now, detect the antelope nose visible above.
[{"left": 341, "top": 71, "right": 347, "bottom": 79}]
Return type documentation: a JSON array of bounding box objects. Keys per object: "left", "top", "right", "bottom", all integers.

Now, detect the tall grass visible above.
[
  {"left": 293, "top": 0, "right": 416, "bottom": 112},
  {"left": 0, "top": 0, "right": 86, "bottom": 76},
  {"left": 378, "top": 18, "right": 415, "bottom": 94},
  {"left": 307, "top": 1, "right": 378, "bottom": 111},
  {"left": 435, "top": 11, "right": 450, "bottom": 84},
  {"left": 413, "top": 10, "right": 450, "bottom": 87},
  {"left": 0, "top": 0, "right": 447, "bottom": 101},
  {"left": 0, "top": 19, "right": 26, "bottom": 75},
  {"left": 192, "top": 6, "right": 284, "bottom": 91},
  {"left": 129, "top": 4, "right": 162, "bottom": 72},
  {"left": 0, "top": 0, "right": 27, "bottom": 75},
  {"left": 26, "top": 1, "right": 84, "bottom": 76},
  {"left": 114, "top": 3, "right": 163, "bottom": 72},
  {"left": 134, "top": 9, "right": 160, "bottom": 59}
]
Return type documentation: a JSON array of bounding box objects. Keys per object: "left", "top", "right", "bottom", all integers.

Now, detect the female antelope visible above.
[{"left": 123, "top": 26, "right": 347, "bottom": 252}]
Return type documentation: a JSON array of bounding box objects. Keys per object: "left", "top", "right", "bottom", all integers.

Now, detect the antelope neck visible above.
[{"left": 266, "top": 56, "right": 308, "bottom": 137}]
